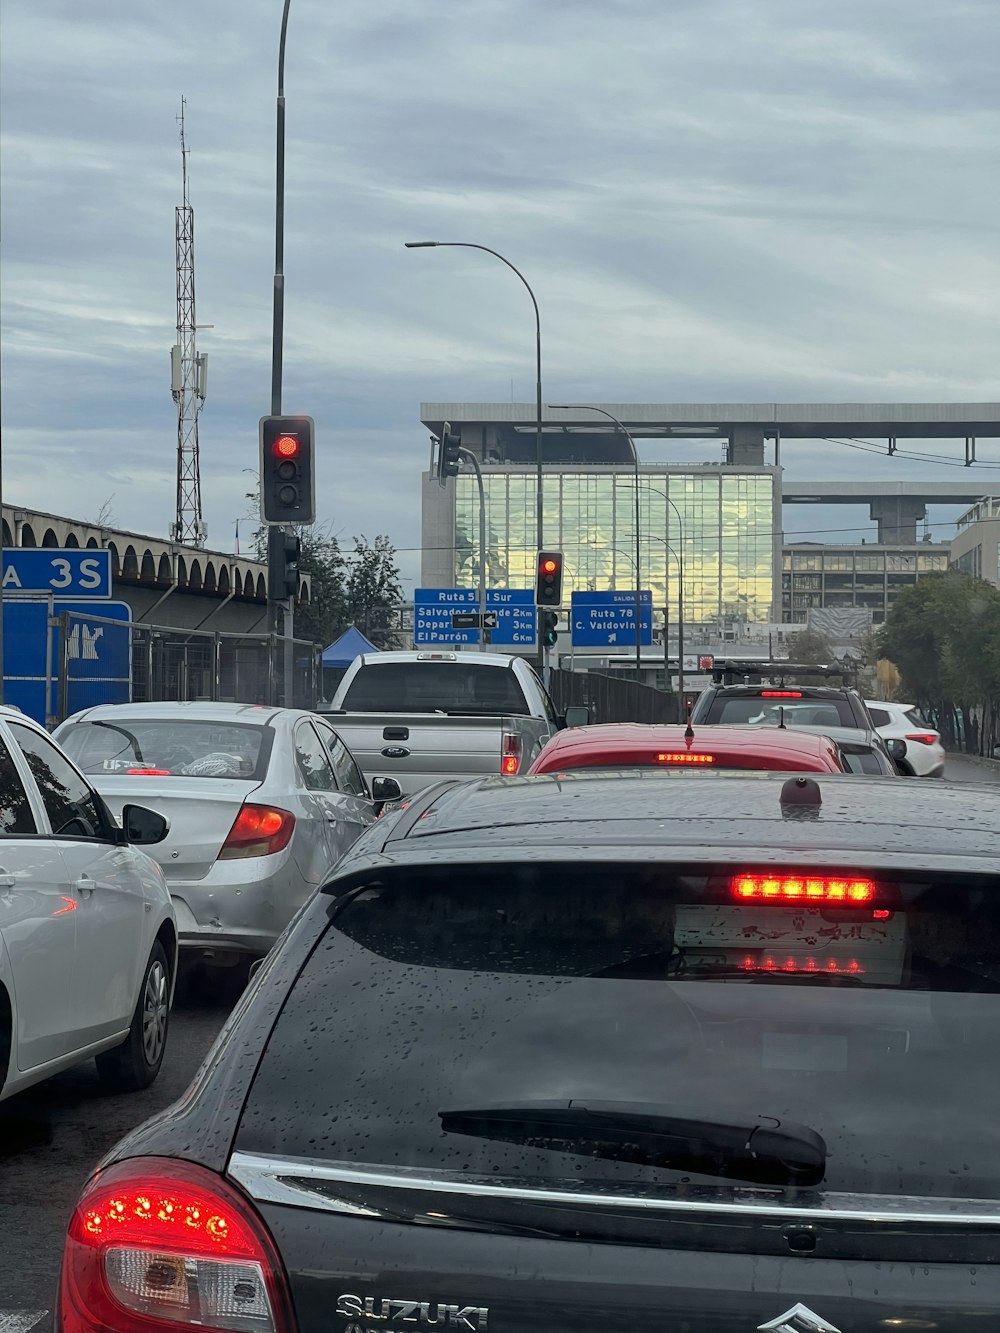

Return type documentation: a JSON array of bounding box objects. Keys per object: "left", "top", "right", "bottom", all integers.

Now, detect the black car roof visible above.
[{"left": 354, "top": 771, "right": 1000, "bottom": 876}]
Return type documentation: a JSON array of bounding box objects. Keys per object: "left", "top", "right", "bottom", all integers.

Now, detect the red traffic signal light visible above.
[
  {"left": 259, "top": 416, "right": 316, "bottom": 524},
  {"left": 535, "top": 550, "right": 564, "bottom": 607}
]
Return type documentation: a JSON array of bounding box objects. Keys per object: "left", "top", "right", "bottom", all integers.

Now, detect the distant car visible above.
[
  {"left": 0, "top": 706, "right": 176, "bottom": 1101},
  {"left": 528, "top": 723, "right": 852, "bottom": 775},
  {"left": 689, "top": 682, "right": 873, "bottom": 731},
  {"left": 56, "top": 772, "right": 1000, "bottom": 1330},
  {"left": 865, "top": 699, "right": 946, "bottom": 777},
  {"left": 54, "top": 702, "right": 400, "bottom": 967}
]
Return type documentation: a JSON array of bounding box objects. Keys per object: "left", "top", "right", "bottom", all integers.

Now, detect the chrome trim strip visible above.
[{"left": 229, "top": 1151, "right": 1000, "bottom": 1227}]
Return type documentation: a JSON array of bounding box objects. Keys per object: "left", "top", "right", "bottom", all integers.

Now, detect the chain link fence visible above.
[{"left": 51, "top": 609, "right": 320, "bottom": 724}]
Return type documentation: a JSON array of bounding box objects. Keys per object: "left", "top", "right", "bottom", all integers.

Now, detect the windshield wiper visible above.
[
  {"left": 440, "top": 1100, "right": 826, "bottom": 1187},
  {"left": 90, "top": 720, "right": 145, "bottom": 764}
]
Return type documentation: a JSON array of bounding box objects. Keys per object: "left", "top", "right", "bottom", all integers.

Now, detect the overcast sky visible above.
[{"left": 2, "top": 0, "right": 998, "bottom": 593}]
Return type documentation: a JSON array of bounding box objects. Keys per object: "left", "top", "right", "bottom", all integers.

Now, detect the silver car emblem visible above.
[{"left": 758, "top": 1305, "right": 843, "bottom": 1333}]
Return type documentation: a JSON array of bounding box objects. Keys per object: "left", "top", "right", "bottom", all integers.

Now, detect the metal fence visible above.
[
  {"left": 52, "top": 609, "right": 321, "bottom": 724},
  {"left": 548, "top": 667, "right": 674, "bottom": 725}
]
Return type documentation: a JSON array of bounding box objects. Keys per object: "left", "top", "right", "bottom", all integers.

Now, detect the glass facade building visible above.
[{"left": 450, "top": 467, "right": 779, "bottom": 628}]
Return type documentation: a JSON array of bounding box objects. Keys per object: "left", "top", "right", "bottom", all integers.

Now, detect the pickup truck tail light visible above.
[
  {"left": 58, "top": 1158, "right": 294, "bottom": 1333},
  {"left": 501, "top": 732, "right": 522, "bottom": 775}
]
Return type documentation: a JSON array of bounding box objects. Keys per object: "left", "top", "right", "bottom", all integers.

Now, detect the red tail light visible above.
[
  {"left": 656, "top": 752, "right": 714, "bottom": 764},
  {"left": 219, "top": 804, "right": 294, "bottom": 859},
  {"left": 58, "top": 1158, "right": 294, "bottom": 1333},
  {"left": 126, "top": 768, "right": 173, "bottom": 776},
  {"left": 732, "top": 873, "right": 876, "bottom": 904},
  {"left": 760, "top": 690, "right": 802, "bottom": 698},
  {"left": 501, "top": 732, "right": 522, "bottom": 776},
  {"left": 905, "top": 733, "right": 938, "bottom": 745}
]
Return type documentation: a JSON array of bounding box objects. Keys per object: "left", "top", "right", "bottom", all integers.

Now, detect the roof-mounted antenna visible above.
[
  {"left": 684, "top": 703, "right": 694, "bottom": 740},
  {"left": 778, "top": 706, "right": 786, "bottom": 729}
]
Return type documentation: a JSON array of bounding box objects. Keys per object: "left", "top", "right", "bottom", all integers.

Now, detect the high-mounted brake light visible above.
[
  {"left": 732, "top": 873, "right": 876, "bottom": 904},
  {"left": 58, "top": 1157, "right": 294, "bottom": 1333},
  {"left": 126, "top": 768, "right": 173, "bottom": 776},
  {"left": 761, "top": 691, "right": 802, "bottom": 698},
  {"left": 219, "top": 804, "right": 295, "bottom": 859},
  {"left": 656, "top": 752, "right": 714, "bottom": 764},
  {"left": 741, "top": 956, "right": 864, "bottom": 975},
  {"left": 905, "top": 733, "right": 938, "bottom": 745},
  {"left": 501, "top": 731, "right": 522, "bottom": 775}
]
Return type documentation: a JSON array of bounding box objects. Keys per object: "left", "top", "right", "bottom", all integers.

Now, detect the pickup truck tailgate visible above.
[{"left": 320, "top": 713, "right": 540, "bottom": 796}]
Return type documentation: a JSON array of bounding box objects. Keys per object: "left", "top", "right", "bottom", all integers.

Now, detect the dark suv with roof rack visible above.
[
  {"left": 690, "top": 680, "right": 875, "bottom": 731},
  {"left": 57, "top": 771, "right": 1000, "bottom": 1332}
]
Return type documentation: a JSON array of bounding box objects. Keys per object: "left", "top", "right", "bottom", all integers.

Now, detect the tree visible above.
[
  {"left": 294, "top": 529, "right": 348, "bottom": 649},
  {"left": 878, "top": 570, "right": 1000, "bottom": 753},
  {"left": 345, "top": 535, "right": 404, "bottom": 649}
]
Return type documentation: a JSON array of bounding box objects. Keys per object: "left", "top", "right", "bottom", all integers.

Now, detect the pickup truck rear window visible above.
[
  {"left": 339, "top": 663, "right": 530, "bottom": 715},
  {"left": 237, "top": 861, "right": 1000, "bottom": 1212}
]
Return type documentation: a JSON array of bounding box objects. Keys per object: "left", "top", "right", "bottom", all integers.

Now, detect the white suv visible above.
[{"left": 865, "top": 699, "right": 946, "bottom": 778}]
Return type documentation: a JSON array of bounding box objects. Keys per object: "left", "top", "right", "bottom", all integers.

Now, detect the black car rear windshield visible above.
[
  {"left": 339, "top": 663, "right": 530, "bottom": 715},
  {"left": 237, "top": 862, "right": 1000, "bottom": 1204},
  {"left": 58, "top": 719, "right": 271, "bottom": 780},
  {"left": 707, "top": 694, "right": 860, "bottom": 728}
]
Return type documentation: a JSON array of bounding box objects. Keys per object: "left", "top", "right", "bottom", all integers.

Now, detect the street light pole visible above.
[
  {"left": 550, "top": 404, "right": 643, "bottom": 682},
  {"left": 404, "top": 242, "right": 544, "bottom": 552}
]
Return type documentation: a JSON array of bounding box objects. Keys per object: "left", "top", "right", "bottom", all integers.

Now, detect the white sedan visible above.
[
  {"left": 0, "top": 706, "right": 176, "bottom": 1102},
  {"left": 54, "top": 702, "right": 400, "bottom": 970}
]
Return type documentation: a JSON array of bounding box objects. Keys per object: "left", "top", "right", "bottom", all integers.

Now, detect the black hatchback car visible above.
[{"left": 57, "top": 772, "right": 1000, "bottom": 1331}]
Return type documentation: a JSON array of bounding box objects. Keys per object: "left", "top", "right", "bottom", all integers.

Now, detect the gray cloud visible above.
[{"left": 1, "top": 0, "right": 998, "bottom": 563}]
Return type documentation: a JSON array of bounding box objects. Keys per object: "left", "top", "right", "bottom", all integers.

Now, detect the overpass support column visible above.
[
  {"left": 869, "top": 498, "right": 926, "bottom": 544},
  {"left": 725, "top": 426, "right": 766, "bottom": 465}
]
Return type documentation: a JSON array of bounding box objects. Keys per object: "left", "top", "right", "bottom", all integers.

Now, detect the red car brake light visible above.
[
  {"left": 655, "top": 752, "right": 714, "bottom": 764},
  {"left": 219, "top": 804, "right": 295, "bottom": 859},
  {"left": 58, "top": 1157, "right": 294, "bottom": 1333},
  {"left": 760, "top": 691, "right": 802, "bottom": 698},
  {"left": 905, "top": 733, "right": 939, "bottom": 745},
  {"left": 126, "top": 768, "right": 173, "bottom": 776},
  {"left": 732, "top": 873, "right": 876, "bottom": 904}
]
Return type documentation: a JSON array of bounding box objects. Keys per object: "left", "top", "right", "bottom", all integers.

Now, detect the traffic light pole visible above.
[
  {"left": 459, "top": 449, "right": 490, "bottom": 646},
  {"left": 269, "top": 0, "right": 294, "bottom": 704}
]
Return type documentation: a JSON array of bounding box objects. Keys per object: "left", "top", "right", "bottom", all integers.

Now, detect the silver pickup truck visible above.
[{"left": 318, "top": 650, "right": 585, "bottom": 798}]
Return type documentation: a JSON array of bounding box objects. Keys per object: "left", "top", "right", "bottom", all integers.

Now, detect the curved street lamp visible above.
[
  {"left": 549, "top": 404, "right": 643, "bottom": 682},
  {"left": 404, "top": 242, "right": 544, "bottom": 558}
]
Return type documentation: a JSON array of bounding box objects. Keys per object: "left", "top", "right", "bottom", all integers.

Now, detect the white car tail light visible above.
[
  {"left": 219, "top": 804, "right": 295, "bottom": 859},
  {"left": 58, "top": 1158, "right": 294, "bottom": 1333}
]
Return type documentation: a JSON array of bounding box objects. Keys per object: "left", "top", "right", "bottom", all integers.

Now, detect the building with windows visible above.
[
  {"left": 423, "top": 464, "right": 782, "bottom": 636},
  {"left": 781, "top": 544, "right": 951, "bottom": 623},
  {"left": 950, "top": 496, "right": 1000, "bottom": 586}
]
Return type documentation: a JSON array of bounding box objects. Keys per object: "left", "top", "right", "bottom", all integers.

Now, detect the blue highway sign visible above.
[
  {"left": 2, "top": 599, "right": 132, "bottom": 725},
  {"left": 414, "top": 588, "right": 537, "bottom": 647},
  {"left": 571, "top": 590, "right": 653, "bottom": 647},
  {"left": 2, "top": 548, "right": 112, "bottom": 599}
]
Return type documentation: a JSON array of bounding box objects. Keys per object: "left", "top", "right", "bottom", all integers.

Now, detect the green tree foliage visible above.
[
  {"left": 877, "top": 570, "right": 1000, "bottom": 754},
  {"left": 345, "top": 534, "right": 404, "bottom": 648},
  {"left": 242, "top": 478, "right": 403, "bottom": 650}
]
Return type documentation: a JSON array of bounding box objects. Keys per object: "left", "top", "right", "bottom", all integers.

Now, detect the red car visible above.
[{"left": 527, "top": 722, "right": 848, "bottom": 775}]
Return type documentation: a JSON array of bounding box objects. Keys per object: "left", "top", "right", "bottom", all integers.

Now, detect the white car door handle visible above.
[{"left": 73, "top": 876, "right": 95, "bottom": 897}]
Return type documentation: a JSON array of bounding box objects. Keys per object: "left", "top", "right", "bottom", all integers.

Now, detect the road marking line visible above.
[{"left": 0, "top": 1313, "right": 48, "bottom": 1333}]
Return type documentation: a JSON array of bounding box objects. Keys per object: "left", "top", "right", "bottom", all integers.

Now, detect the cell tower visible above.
[{"left": 170, "top": 98, "right": 208, "bottom": 545}]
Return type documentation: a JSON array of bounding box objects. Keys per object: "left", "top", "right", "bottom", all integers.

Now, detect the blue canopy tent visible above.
[
  {"left": 321, "top": 626, "right": 381, "bottom": 669},
  {"left": 319, "top": 627, "right": 381, "bottom": 704}
]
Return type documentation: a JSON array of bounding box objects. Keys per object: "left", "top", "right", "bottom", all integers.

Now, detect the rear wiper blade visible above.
[{"left": 440, "top": 1100, "right": 826, "bottom": 1187}]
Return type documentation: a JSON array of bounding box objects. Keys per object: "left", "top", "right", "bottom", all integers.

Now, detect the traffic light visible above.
[
  {"left": 268, "top": 529, "right": 301, "bottom": 601},
  {"left": 535, "top": 550, "right": 564, "bottom": 607},
  {"left": 541, "top": 610, "right": 559, "bottom": 647},
  {"left": 260, "top": 415, "right": 316, "bottom": 524},
  {"left": 436, "top": 420, "right": 462, "bottom": 480}
]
